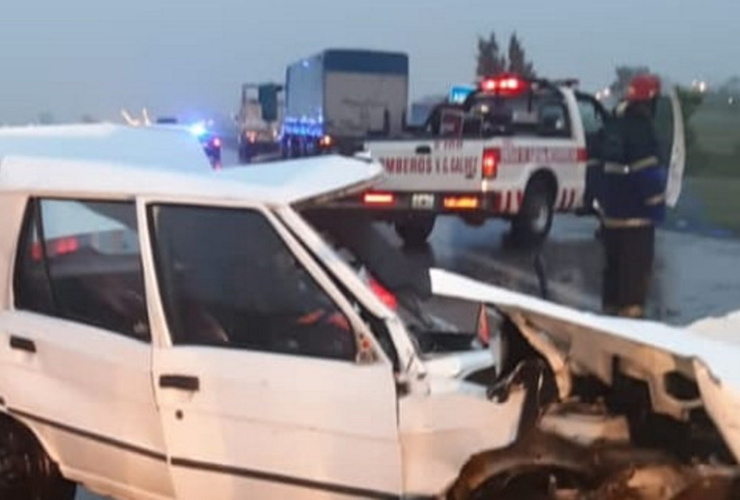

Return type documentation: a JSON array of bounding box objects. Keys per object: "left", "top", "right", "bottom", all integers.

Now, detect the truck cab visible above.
[
  {"left": 236, "top": 83, "right": 283, "bottom": 163},
  {"left": 281, "top": 49, "right": 410, "bottom": 158}
]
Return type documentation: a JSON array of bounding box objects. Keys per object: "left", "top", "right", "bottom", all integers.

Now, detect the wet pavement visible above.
[{"left": 418, "top": 213, "right": 740, "bottom": 326}]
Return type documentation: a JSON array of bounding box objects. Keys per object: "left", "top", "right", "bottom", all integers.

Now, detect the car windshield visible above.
[{"left": 299, "top": 209, "right": 466, "bottom": 339}]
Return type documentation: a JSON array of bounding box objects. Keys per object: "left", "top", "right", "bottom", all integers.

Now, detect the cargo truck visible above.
[{"left": 280, "top": 48, "right": 409, "bottom": 157}]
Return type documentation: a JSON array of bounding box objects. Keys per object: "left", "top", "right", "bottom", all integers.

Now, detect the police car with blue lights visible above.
[
  {"left": 187, "top": 121, "right": 221, "bottom": 167},
  {"left": 155, "top": 118, "right": 222, "bottom": 168}
]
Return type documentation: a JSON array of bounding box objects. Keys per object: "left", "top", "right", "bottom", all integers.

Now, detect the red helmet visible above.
[{"left": 626, "top": 74, "right": 661, "bottom": 102}]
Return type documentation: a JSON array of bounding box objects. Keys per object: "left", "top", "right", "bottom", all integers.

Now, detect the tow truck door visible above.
[{"left": 653, "top": 85, "right": 686, "bottom": 207}]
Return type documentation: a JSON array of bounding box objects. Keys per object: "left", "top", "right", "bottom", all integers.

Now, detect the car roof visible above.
[
  {"left": 0, "top": 127, "right": 382, "bottom": 205},
  {"left": 0, "top": 123, "right": 212, "bottom": 171}
]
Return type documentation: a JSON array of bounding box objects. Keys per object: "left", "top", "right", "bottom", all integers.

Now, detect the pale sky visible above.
[{"left": 0, "top": 0, "right": 736, "bottom": 123}]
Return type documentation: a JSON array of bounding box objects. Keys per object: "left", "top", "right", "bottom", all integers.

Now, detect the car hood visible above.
[
  {"left": 429, "top": 268, "right": 740, "bottom": 462},
  {"left": 217, "top": 155, "right": 384, "bottom": 207}
]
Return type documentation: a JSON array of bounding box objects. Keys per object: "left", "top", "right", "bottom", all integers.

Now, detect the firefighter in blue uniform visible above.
[{"left": 600, "top": 74, "right": 667, "bottom": 318}]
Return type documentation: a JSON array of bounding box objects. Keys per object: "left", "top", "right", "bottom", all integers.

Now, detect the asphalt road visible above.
[
  {"left": 76, "top": 149, "right": 740, "bottom": 500},
  {"left": 423, "top": 213, "right": 740, "bottom": 326}
]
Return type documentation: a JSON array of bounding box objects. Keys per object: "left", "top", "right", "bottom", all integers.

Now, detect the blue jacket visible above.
[{"left": 599, "top": 102, "right": 667, "bottom": 227}]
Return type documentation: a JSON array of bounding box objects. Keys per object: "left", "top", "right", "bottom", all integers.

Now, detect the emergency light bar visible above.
[
  {"left": 478, "top": 75, "right": 580, "bottom": 96},
  {"left": 479, "top": 75, "right": 527, "bottom": 95}
]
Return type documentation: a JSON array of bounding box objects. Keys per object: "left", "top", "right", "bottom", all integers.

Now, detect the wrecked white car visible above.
[{"left": 0, "top": 135, "right": 738, "bottom": 499}]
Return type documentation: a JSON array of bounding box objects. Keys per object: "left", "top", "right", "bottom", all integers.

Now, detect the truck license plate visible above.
[{"left": 411, "top": 194, "right": 435, "bottom": 209}]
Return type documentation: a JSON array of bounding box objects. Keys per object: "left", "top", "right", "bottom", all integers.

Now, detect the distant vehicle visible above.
[
  {"left": 189, "top": 122, "right": 222, "bottom": 167},
  {"left": 280, "top": 48, "right": 410, "bottom": 157},
  {"left": 235, "top": 83, "right": 283, "bottom": 163},
  {"left": 153, "top": 118, "right": 222, "bottom": 168}
]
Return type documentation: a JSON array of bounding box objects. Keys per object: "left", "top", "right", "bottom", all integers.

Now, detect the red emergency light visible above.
[{"left": 479, "top": 75, "right": 527, "bottom": 95}]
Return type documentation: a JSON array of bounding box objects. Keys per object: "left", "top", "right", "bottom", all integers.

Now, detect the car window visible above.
[
  {"left": 148, "top": 204, "right": 357, "bottom": 361},
  {"left": 13, "top": 199, "right": 150, "bottom": 341},
  {"left": 577, "top": 98, "right": 605, "bottom": 135},
  {"left": 469, "top": 88, "right": 571, "bottom": 138}
]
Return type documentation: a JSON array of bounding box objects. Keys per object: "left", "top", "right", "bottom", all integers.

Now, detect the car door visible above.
[
  {"left": 653, "top": 84, "right": 687, "bottom": 207},
  {"left": 575, "top": 92, "right": 610, "bottom": 209},
  {"left": 142, "top": 201, "right": 403, "bottom": 499},
  {"left": 0, "top": 197, "right": 173, "bottom": 499}
]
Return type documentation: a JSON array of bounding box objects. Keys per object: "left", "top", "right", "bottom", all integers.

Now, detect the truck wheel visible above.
[
  {"left": 510, "top": 177, "right": 555, "bottom": 247},
  {"left": 0, "top": 415, "right": 76, "bottom": 500},
  {"left": 394, "top": 214, "right": 436, "bottom": 247}
]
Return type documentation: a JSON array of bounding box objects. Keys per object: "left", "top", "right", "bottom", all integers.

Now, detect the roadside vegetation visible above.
[{"left": 676, "top": 90, "right": 740, "bottom": 235}]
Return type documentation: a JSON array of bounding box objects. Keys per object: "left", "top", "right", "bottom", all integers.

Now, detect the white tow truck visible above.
[{"left": 328, "top": 74, "right": 684, "bottom": 247}]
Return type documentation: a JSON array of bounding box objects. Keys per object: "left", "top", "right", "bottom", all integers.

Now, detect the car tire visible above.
[
  {"left": 0, "top": 415, "right": 76, "bottom": 500},
  {"left": 394, "top": 214, "right": 436, "bottom": 247},
  {"left": 510, "top": 177, "right": 555, "bottom": 248}
]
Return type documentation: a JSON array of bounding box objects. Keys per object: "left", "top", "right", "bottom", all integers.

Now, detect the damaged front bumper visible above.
[{"left": 423, "top": 268, "right": 740, "bottom": 499}]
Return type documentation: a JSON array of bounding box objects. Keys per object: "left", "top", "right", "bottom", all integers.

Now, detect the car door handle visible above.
[
  {"left": 415, "top": 145, "right": 432, "bottom": 155},
  {"left": 9, "top": 336, "right": 36, "bottom": 353},
  {"left": 159, "top": 374, "right": 200, "bottom": 392}
]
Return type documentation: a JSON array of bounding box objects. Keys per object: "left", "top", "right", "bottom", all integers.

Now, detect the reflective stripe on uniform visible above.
[
  {"left": 602, "top": 217, "right": 653, "bottom": 228},
  {"left": 604, "top": 163, "right": 630, "bottom": 174},
  {"left": 645, "top": 193, "right": 666, "bottom": 206},
  {"left": 604, "top": 155, "right": 660, "bottom": 175},
  {"left": 630, "top": 156, "right": 660, "bottom": 171}
]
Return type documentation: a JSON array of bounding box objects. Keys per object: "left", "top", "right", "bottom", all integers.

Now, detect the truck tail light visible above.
[
  {"left": 319, "top": 135, "right": 333, "bottom": 148},
  {"left": 443, "top": 196, "right": 479, "bottom": 209},
  {"left": 482, "top": 148, "right": 500, "bottom": 179},
  {"left": 363, "top": 192, "right": 395, "bottom": 206}
]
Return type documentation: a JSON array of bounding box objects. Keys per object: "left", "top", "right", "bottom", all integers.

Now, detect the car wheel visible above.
[
  {"left": 394, "top": 214, "right": 436, "bottom": 247},
  {"left": 510, "top": 176, "right": 555, "bottom": 248},
  {"left": 0, "top": 415, "right": 76, "bottom": 500}
]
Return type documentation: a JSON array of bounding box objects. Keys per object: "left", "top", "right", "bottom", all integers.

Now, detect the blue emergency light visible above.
[
  {"left": 449, "top": 85, "right": 475, "bottom": 104},
  {"left": 189, "top": 123, "right": 207, "bottom": 138}
]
